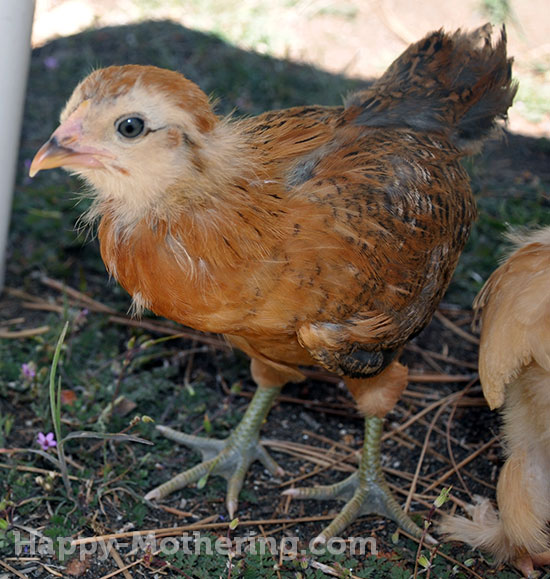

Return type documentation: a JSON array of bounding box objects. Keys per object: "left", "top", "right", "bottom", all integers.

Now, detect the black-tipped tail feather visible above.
[{"left": 345, "top": 25, "right": 517, "bottom": 153}]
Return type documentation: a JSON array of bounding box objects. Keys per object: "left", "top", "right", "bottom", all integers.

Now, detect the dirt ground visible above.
[{"left": 1, "top": 2, "right": 550, "bottom": 578}]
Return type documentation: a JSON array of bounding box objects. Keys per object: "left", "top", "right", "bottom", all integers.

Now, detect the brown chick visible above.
[
  {"left": 440, "top": 227, "right": 550, "bottom": 577},
  {"left": 30, "top": 25, "right": 515, "bottom": 542}
]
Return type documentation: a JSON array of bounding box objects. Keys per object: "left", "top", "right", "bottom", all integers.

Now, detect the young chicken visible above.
[
  {"left": 440, "top": 227, "right": 550, "bottom": 577},
  {"left": 30, "top": 25, "right": 515, "bottom": 542}
]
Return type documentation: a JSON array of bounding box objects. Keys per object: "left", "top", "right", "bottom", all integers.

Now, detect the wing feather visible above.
[{"left": 475, "top": 230, "right": 550, "bottom": 409}]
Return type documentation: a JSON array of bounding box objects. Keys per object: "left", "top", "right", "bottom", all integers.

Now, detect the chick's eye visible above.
[{"left": 116, "top": 116, "right": 145, "bottom": 139}]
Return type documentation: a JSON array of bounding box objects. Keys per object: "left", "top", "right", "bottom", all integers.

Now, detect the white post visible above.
[{"left": 0, "top": 1, "right": 35, "bottom": 291}]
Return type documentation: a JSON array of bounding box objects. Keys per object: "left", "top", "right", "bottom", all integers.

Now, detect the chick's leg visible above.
[
  {"left": 285, "top": 361, "right": 424, "bottom": 541},
  {"left": 285, "top": 415, "right": 423, "bottom": 542},
  {"left": 146, "top": 358, "right": 292, "bottom": 516}
]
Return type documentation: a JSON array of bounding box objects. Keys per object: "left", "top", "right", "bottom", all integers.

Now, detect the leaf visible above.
[
  {"left": 433, "top": 486, "right": 452, "bottom": 509},
  {"left": 417, "top": 554, "right": 431, "bottom": 569},
  {"left": 61, "top": 431, "right": 153, "bottom": 445}
]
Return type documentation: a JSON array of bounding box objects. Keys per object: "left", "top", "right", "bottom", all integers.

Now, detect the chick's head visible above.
[{"left": 30, "top": 65, "right": 218, "bottom": 221}]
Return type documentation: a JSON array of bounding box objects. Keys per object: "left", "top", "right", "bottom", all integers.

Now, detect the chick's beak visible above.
[
  {"left": 29, "top": 136, "right": 105, "bottom": 177},
  {"left": 29, "top": 100, "right": 113, "bottom": 178}
]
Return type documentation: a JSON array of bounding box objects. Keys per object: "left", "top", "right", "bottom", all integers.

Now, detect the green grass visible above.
[{"left": 449, "top": 170, "right": 550, "bottom": 305}]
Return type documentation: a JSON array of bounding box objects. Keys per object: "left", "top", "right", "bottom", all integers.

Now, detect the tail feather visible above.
[
  {"left": 345, "top": 25, "right": 517, "bottom": 153},
  {"left": 440, "top": 447, "right": 550, "bottom": 565},
  {"left": 439, "top": 498, "right": 512, "bottom": 563}
]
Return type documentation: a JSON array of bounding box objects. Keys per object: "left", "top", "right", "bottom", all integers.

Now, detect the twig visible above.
[
  {"left": 404, "top": 403, "right": 448, "bottom": 515},
  {"left": 0, "top": 316, "right": 25, "bottom": 327},
  {"left": 400, "top": 529, "right": 485, "bottom": 579},
  {"left": 0, "top": 461, "right": 81, "bottom": 481},
  {"left": 40, "top": 275, "right": 116, "bottom": 314},
  {"left": 434, "top": 310, "right": 480, "bottom": 346},
  {"left": 96, "top": 557, "right": 143, "bottom": 579},
  {"left": 108, "top": 315, "right": 228, "bottom": 349},
  {"left": 416, "top": 347, "right": 446, "bottom": 374},
  {"left": 308, "top": 558, "right": 363, "bottom": 578},
  {"left": 4, "top": 287, "right": 44, "bottom": 302},
  {"left": 423, "top": 436, "right": 499, "bottom": 493},
  {"left": 0, "top": 326, "right": 49, "bottom": 338},
  {"left": 445, "top": 380, "right": 478, "bottom": 501},
  {"left": 71, "top": 515, "right": 337, "bottom": 546},
  {"left": 382, "top": 391, "right": 462, "bottom": 442},
  {"left": 22, "top": 301, "right": 64, "bottom": 313},
  {"left": 154, "top": 504, "right": 198, "bottom": 518},
  {"left": 267, "top": 439, "right": 356, "bottom": 476},
  {"left": 303, "top": 367, "right": 474, "bottom": 384},
  {"left": 406, "top": 342, "right": 479, "bottom": 371},
  {"left": 0, "top": 559, "right": 29, "bottom": 579},
  {"left": 38, "top": 563, "right": 64, "bottom": 577},
  {"left": 107, "top": 543, "right": 133, "bottom": 579}
]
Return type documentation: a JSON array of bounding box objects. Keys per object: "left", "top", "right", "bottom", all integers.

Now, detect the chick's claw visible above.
[
  {"left": 145, "top": 386, "right": 283, "bottom": 517},
  {"left": 144, "top": 427, "right": 283, "bottom": 516}
]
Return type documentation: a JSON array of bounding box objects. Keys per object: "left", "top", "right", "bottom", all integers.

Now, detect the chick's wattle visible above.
[{"left": 30, "top": 25, "right": 515, "bottom": 541}]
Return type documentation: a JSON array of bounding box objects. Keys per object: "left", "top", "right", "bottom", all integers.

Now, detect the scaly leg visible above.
[
  {"left": 145, "top": 385, "right": 282, "bottom": 517},
  {"left": 284, "top": 414, "right": 425, "bottom": 542}
]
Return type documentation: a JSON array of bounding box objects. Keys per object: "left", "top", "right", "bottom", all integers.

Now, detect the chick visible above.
[
  {"left": 30, "top": 25, "right": 515, "bottom": 541},
  {"left": 441, "top": 227, "right": 550, "bottom": 577}
]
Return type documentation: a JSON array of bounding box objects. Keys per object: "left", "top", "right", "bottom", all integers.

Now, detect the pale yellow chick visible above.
[{"left": 440, "top": 227, "right": 550, "bottom": 577}]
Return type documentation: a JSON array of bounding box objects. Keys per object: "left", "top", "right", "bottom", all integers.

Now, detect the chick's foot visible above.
[
  {"left": 145, "top": 386, "right": 283, "bottom": 517},
  {"left": 514, "top": 551, "right": 550, "bottom": 579},
  {"left": 284, "top": 415, "right": 426, "bottom": 543}
]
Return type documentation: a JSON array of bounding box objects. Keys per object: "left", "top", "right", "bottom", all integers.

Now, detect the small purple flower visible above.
[
  {"left": 73, "top": 307, "right": 89, "bottom": 329},
  {"left": 76, "top": 308, "right": 89, "bottom": 321},
  {"left": 37, "top": 432, "right": 57, "bottom": 451},
  {"left": 21, "top": 362, "right": 36, "bottom": 381},
  {"left": 43, "top": 56, "right": 59, "bottom": 70}
]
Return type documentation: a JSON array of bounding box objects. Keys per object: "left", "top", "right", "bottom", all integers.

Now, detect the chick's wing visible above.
[{"left": 240, "top": 107, "right": 476, "bottom": 375}]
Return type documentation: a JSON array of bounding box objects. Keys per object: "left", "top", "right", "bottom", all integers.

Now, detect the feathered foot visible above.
[
  {"left": 145, "top": 386, "right": 283, "bottom": 517},
  {"left": 284, "top": 415, "right": 427, "bottom": 543}
]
